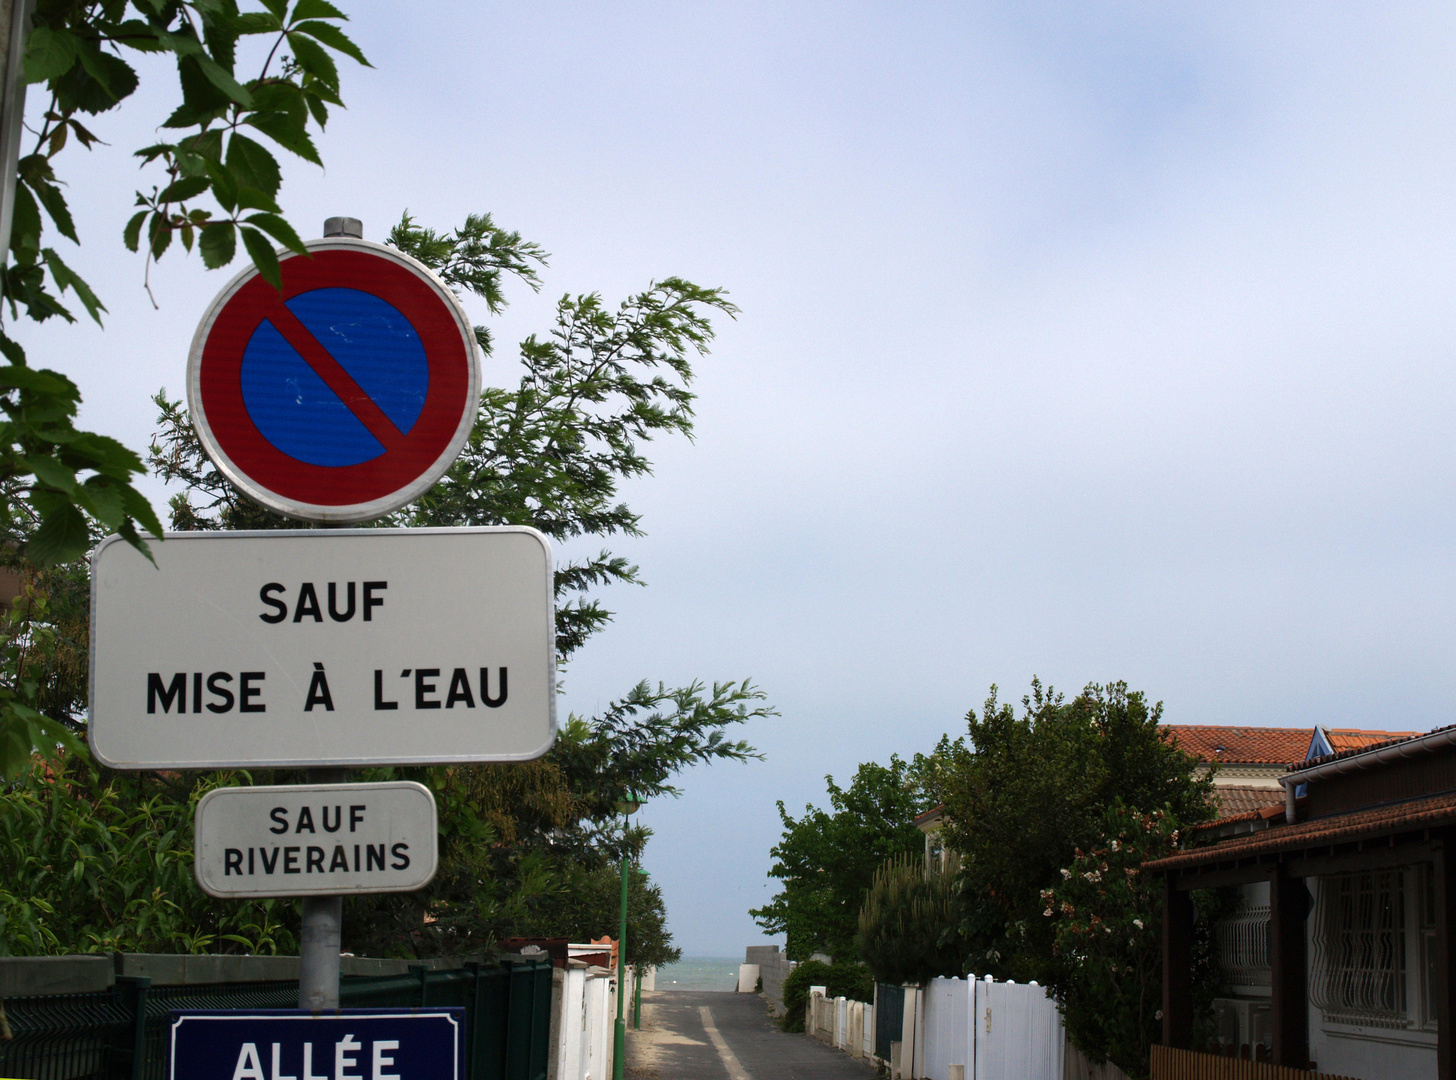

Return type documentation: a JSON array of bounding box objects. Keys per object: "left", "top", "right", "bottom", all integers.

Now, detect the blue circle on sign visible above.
[{"left": 239, "top": 288, "right": 429, "bottom": 466}]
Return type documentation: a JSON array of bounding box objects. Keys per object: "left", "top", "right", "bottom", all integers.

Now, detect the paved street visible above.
[{"left": 626, "top": 991, "right": 878, "bottom": 1080}]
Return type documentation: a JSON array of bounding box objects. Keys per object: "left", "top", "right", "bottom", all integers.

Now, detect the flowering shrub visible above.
[{"left": 1042, "top": 799, "right": 1180, "bottom": 1078}]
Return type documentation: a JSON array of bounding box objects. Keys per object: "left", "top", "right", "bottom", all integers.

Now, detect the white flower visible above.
[
  {"left": 1060, "top": 868, "right": 1072, "bottom": 880},
  {"left": 1109, "top": 839, "right": 1121, "bottom": 852},
  {"left": 1133, "top": 918, "right": 1144, "bottom": 930}
]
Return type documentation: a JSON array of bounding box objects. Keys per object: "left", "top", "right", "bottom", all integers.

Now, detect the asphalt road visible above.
[{"left": 626, "top": 991, "right": 878, "bottom": 1080}]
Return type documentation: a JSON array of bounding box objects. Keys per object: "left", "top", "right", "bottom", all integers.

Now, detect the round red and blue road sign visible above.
[{"left": 186, "top": 238, "right": 480, "bottom": 522}]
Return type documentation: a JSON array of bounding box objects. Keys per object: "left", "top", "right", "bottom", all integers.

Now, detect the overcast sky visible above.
[{"left": 18, "top": 3, "right": 1456, "bottom": 957}]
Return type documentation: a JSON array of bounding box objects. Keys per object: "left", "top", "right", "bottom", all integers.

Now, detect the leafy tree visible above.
[
  {"left": 0, "top": 0, "right": 368, "bottom": 778},
  {"left": 940, "top": 679, "right": 1214, "bottom": 987},
  {"left": 751, "top": 750, "right": 948, "bottom": 963},
  {"left": 857, "top": 851, "right": 966, "bottom": 985}
]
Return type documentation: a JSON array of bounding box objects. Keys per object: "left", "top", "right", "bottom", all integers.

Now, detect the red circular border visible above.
[{"left": 196, "top": 249, "right": 472, "bottom": 507}]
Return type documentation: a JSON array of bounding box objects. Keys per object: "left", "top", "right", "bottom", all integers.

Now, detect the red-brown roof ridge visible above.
[{"left": 1160, "top": 725, "right": 1310, "bottom": 766}]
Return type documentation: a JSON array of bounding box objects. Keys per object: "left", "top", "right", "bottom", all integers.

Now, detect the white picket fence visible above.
[{"left": 808, "top": 992, "right": 874, "bottom": 1059}]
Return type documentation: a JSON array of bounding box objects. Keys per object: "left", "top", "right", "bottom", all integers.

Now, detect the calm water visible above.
[{"left": 654, "top": 956, "right": 741, "bottom": 992}]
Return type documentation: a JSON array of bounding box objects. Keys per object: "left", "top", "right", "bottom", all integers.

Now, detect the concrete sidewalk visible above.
[{"left": 626, "top": 990, "right": 878, "bottom": 1080}]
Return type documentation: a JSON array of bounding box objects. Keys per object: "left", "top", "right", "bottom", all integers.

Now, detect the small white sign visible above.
[
  {"left": 89, "top": 527, "right": 556, "bottom": 770},
  {"left": 194, "top": 781, "right": 438, "bottom": 898}
]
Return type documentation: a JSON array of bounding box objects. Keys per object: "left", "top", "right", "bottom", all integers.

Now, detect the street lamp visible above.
[{"left": 613, "top": 793, "right": 641, "bottom": 1080}]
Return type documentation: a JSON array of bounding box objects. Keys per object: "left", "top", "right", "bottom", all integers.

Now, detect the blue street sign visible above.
[{"left": 167, "top": 1009, "right": 463, "bottom": 1080}]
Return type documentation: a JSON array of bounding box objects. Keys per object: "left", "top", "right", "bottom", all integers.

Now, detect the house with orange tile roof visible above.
[{"left": 1151, "top": 725, "right": 1456, "bottom": 1079}]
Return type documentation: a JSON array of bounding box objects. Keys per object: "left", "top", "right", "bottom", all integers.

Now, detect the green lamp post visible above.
[{"left": 613, "top": 792, "right": 641, "bottom": 1080}]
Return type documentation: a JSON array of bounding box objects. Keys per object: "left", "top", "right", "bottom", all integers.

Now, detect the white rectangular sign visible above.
[
  {"left": 194, "top": 781, "right": 438, "bottom": 898},
  {"left": 89, "top": 527, "right": 556, "bottom": 769}
]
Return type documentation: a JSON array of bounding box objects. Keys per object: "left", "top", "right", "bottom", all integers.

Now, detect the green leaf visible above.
[
  {"left": 259, "top": 0, "right": 289, "bottom": 18},
  {"left": 56, "top": 48, "right": 139, "bottom": 114},
  {"left": 224, "top": 133, "right": 281, "bottom": 197},
  {"left": 9, "top": 183, "right": 41, "bottom": 253},
  {"left": 199, "top": 221, "right": 236, "bottom": 269},
  {"left": 149, "top": 214, "right": 172, "bottom": 260},
  {"left": 0, "top": 364, "right": 77, "bottom": 398},
  {"left": 110, "top": 20, "right": 171, "bottom": 54},
  {"left": 291, "top": 21, "right": 370, "bottom": 67},
  {"left": 159, "top": 175, "right": 210, "bottom": 203},
  {"left": 123, "top": 210, "right": 148, "bottom": 253},
  {"left": 121, "top": 484, "right": 165, "bottom": 541},
  {"left": 291, "top": 0, "right": 347, "bottom": 21},
  {"left": 243, "top": 212, "right": 307, "bottom": 256},
  {"left": 235, "top": 187, "right": 282, "bottom": 213},
  {"left": 239, "top": 226, "right": 281, "bottom": 290},
  {"left": 42, "top": 250, "right": 106, "bottom": 326},
  {"left": 25, "top": 503, "right": 91, "bottom": 567},
  {"left": 27, "top": 179, "right": 76, "bottom": 243},
  {"left": 244, "top": 111, "right": 321, "bottom": 166},
  {"left": 286, "top": 33, "right": 338, "bottom": 90},
  {"left": 234, "top": 12, "right": 284, "bottom": 35},
  {"left": 194, "top": 54, "right": 253, "bottom": 107},
  {"left": 24, "top": 454, "right": 79, "bottom": 494},
  {"left": 304, "top": 93, "right": 329, "bottom": 128},
  {"left": 78, "top": 477, "right": 127, "bottom": 527},
  {"left": 23, "top": 27, "right": 78, "bottom": 85},
  {"left": 204, "top": 158, "right": 239, "bottom": 212}
]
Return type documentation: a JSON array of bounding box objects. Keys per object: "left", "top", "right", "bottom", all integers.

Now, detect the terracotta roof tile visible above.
[
  {"left": 1325, "top": 728, "right": 1418, "bottom": 752},
  {"left": 1212, "top": 785, "right": 1284, "bottom": 817},
  {"left": 1146, "top": 790, "right": 1456, "bottom": 872},
  {"left": 1161, "top": 726, "right": 1310, "bottom": 766}
]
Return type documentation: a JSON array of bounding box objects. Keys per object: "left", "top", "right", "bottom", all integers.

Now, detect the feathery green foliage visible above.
[{"left": 857, "top": 850, "right": 966, "bottom": 986}]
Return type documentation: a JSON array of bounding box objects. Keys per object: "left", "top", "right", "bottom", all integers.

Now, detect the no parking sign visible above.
[{"left": 187, "top": 238, "right": 480, "bottom": 522}]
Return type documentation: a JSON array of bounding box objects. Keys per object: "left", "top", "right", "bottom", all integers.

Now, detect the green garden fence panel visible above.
[
  {"left": 470, "top": 964, "right": 511, "bottom": 1080},
  {"left": 875, "top": 982, "right": 904, "bottom": 1064},
  {"left": 0, "top": 985, "right": 134, "bottom": 1080},
  {"left": 135, "top": 978, "right": 299, "bottom": 1080},
  {"left": 503, "top": 960, "right": 552, "bottom": 1080},
  {"left": 527, "top": 962, "right": 551, "bottom": 1080},
  {"left": 0, "top": 960, "right": 551, "bottom": 1080}
]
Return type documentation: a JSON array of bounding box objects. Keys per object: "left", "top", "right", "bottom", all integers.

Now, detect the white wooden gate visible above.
[{"left": 919, "top": 975, "right": 1064, "bottom": 1080}]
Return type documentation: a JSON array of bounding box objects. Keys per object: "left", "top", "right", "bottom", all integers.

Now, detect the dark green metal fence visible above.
[
  {"left": 0, "top": 959, "right": 553, "bottom": 1080},
  {"left": 874, "top": 981, "right": 903, "bottom": 1064}
]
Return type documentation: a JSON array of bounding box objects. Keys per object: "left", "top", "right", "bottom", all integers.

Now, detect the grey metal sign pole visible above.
[
  {"left": 297, "top": 214, "right": 365, "bottom": 1012},
  {"left": 297, "top": 770, "right": 346, "bottom": 1009}
]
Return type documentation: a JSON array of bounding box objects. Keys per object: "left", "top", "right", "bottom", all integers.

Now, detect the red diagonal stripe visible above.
[{"left": 258, "top": 294, "right": 406, "bottom": 452}]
